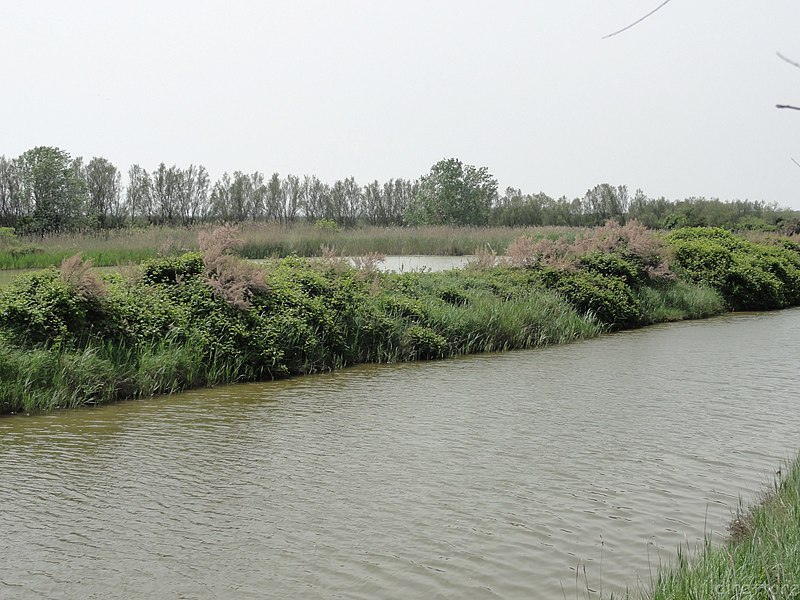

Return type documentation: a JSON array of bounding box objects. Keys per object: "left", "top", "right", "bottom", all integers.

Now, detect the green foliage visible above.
[
  {"left": 577, "top": 251, "right": 641, "bottom": 287},
  {"left": 406, "top": 158, "right": 498, "bottom": 226},
  {"left": 635, "top": 282, "right": 726, "bottom": 324},
  {"left": 313, "top": 218, "right": 339, "bottom": 231},
  {"left": 0, "top": 270, "right": 95, "bottom": 346},
  {"left": 541, "top": 269, "right": 642, "bottom": 328},
  {"left": 0, "top": 227, "right": 17, "bottom": 245},
  {"left": 403, "top": 325, "right": 447, "bottom": 360},
  {"left": 16, "top": 146, "right": 88, "bottom": 234},
  {"left": 140, "top": 252, "right": 204, "bottom": 285},
  {"left": 667, "top": 227, "right": 800, "bottom": 310}
]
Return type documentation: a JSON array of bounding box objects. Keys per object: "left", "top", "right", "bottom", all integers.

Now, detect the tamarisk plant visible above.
[{"left": 199, "top": 226, "right": 270, "bottom": 309}]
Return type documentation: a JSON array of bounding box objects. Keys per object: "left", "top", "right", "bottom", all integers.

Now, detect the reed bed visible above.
[{"left": 0, "top": 223, "right": 587, "bottom": 269}]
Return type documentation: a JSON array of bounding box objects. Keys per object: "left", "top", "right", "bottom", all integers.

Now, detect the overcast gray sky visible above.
[{"left": 3, "top": 0, "right": 799, "bottom": 209}]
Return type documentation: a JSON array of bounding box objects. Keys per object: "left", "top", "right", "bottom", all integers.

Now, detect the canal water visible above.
[{"left": 1, "top": 309, "right": 798, "bottom": 599}]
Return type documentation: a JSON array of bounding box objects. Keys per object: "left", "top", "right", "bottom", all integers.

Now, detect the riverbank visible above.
[
  {"left": 0, "top": 223, "right": 798, "bottom": 415},
  {"left": 627, "top": 454, "right": 800, "bottom": 600}
]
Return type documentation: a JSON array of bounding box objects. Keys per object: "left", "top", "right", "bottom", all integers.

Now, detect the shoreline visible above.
[{"left": 628, "top": 454, "right": 800, "bottom": 599}]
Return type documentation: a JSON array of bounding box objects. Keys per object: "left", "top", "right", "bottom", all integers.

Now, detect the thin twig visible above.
[
  {"left": 792, "top": 158, "right": 800, "bottom": 169},
  {"left": 777, "top": 52, "right": 800, "bottom": 70},
  {"left": 776, "top": 104, "right": 800, "bottom": 111},
  {"left": 602, "top": 0, "right": 675, "bottom": 39}
]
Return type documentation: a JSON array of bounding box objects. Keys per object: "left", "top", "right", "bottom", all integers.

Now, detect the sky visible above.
[{"left": 2, "top": 0, "right": 800, "bottom": 209}]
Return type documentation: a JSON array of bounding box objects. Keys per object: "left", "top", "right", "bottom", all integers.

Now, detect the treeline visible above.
[
  {"left": 1, "top": 146, "right": 798, "bottom": 234},
  {"left": 492, "top": 186, "right": 800, "bottom": 233},
  {"left": 0, "top": 147, "right": 417, "bottom": 233}
]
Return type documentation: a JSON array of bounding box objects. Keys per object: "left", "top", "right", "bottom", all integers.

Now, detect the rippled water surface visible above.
[{"left": 1, "top": 309, "right": 799, "bottom": 599}]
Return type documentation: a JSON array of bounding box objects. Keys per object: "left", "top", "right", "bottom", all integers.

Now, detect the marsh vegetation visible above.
[{"left": 1, "top": 222, "right": 798, "bottom": 415}]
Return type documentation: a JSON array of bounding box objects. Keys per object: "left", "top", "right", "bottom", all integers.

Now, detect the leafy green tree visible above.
[
  {"left": 17, "top": 146, "right": 87, "bottom": 233},
  {"left": 406, "top": 158, "right": 498, "bottom": 226}
]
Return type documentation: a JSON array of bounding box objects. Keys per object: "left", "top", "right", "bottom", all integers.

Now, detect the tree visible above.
[
  {"left": 280, "top": 174, "right": 302, "bottom": 224},
  {"left": 152, "top": 163, "right": 183, "bottom": 225},
  {"left": 83, "top": 157, "right": 122, "bottom": 228},
  {"left": 126, "top": 165, "right": 152, "bottom": 223},
  {"left": 0, "top": 156, "right": 25, "bottom": 227},
  {"left": 406, "top": 158, "right": 498, "bottom": 226},
  {"left": 301, "top": 175, "right": 329, "bottom": 222},
  {"left": 582, "top": 184, "right": 629, "bottom": 225},
  {"left": 177, "top": 164, "right": 210, "bottom": 224},
  {"left": 265, "top": 173, "right": 283, "bottom": 222},
  {"left": 16, "top": 146, "right": 87, "bottom": 234}
]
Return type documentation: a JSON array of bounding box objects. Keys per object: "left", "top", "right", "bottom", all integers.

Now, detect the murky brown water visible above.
[{"left": 1, "top": 309, "right": 799, "bottom": 599}]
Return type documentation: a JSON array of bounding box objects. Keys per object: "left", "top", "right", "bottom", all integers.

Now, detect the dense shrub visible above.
[
  {"left": 577, "top": 252, "right": 640, "bottom": 287},
  {"left": 141, "top": 252, "right": 204, "bottom": 285},
  {"left": 402, "top": 325, "right": 448, "bottom": 360},
  {"left": 541, "top": 269, "right": 642, "bottom": 328},
  {"left": 667, "top": 227, "right": 800, "bottom": 310},
  {"left": 0, "top": 270, "right": 98, "bottom": 346}
]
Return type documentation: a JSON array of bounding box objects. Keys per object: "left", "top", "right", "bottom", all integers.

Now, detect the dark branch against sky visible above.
[{"left": 602, "top": 0, "right": 675, "bottom": 39}]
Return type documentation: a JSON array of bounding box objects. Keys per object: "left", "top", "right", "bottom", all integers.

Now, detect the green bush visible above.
[
  {"left": 577, "top": 251, "right": 641, "bottom": 287},
  {"left": 0, "top": 270, "right": 95, "bottom": 346},
  {"left": 140, "top": 252, "right": 204, "bottom": 285},
  {"left": 542, "top": 269, "right": 641, "bottom": 328},
  {"left": 667, "top": 227, "right": 800, "bottom": 310},
  {"left": 403, "top": 325, "right": 447, "bottom": 360}
]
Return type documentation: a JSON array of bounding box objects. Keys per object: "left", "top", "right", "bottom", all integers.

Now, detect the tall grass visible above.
[
  {"left": 635, "top": 282, "right": 726, "bottom": 325},
  {"left": 423, "top": 289, "right": 603, "bottom": 354},
  {"left": 0, "top": 223, "right": 587, "bottom": 269},
  {"left": 0, "top": 334, "right": 257, "bottom": 414}
]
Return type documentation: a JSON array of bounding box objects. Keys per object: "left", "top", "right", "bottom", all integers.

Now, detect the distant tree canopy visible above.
[
  {"left": 405, "top": 158, "right": 498, "bottom": 226},
  {"left": 0, "top": 145, "right": 797, "bottom": 234}
]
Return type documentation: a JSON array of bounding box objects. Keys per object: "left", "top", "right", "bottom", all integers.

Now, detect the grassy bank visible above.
[
  {"left": 0, "top": 223, "right": 798, "bottom": 415},
  {"left": 0, "top": 223, "right": 585, "bottom": 269},
  {"left": 628, "top": 455, "right": 800, "bottom": 600}
]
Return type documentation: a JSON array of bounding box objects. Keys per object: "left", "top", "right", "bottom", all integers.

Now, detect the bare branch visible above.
[
  {"left": 792, "top": 158, "right": 800, "bottom": 169},
  {"left": 777, "top": 52, "right": 800, "bottom": 70},
  {"left": 776, "top": 104, "right": 800, "bottom": 111},
  {"left": 603, "top": 0, "right": 675, "bottom": 39}
]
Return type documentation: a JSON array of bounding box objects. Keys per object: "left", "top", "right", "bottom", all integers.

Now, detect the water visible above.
[
  {"left": 348, "top": 255, "right": 472, "bottom": 272},
  {"left": 1, "top": 309, "right": 799, "bottom": 599}
]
